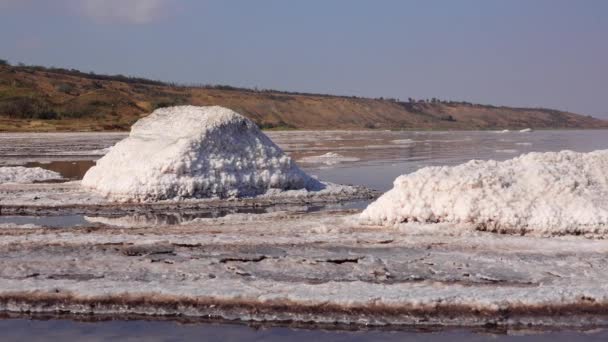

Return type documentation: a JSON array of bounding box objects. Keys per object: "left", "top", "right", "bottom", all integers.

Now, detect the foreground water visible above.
[{"left": 2, "top": 317, "right": 608, "bottom": 341}]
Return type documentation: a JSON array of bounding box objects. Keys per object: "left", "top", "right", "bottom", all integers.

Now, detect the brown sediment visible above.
[{"left": 2, "top": 291, "right": 608, "bottom": 326}]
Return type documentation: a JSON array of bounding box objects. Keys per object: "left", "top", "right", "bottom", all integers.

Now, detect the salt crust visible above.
[
  {"left": 361, "top": 150, "right": 608, "bottom": 234},
  {"left": 0, "top": 166, "right": 62, "bottom": 184}
]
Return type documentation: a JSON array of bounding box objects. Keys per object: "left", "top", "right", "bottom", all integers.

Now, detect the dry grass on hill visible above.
[{"left": 0, "top": 64, "right": 606, "bottom": 132}]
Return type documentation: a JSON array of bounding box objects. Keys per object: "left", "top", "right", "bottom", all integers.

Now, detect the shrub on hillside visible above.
[
  {"left": 0, "top": 96, "right": 58, "bottom": 120},
  {"left": 152, "top": 96, "right": 189, "bottom": 109},
  {"left": 56, "top": 82, "right": 76, "bottom": 94}
]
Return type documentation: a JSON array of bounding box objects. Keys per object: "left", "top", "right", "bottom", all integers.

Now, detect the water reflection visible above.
[
  {"left": 0, "top": 318, "right": 607, "bottom": 342},
  {"left": 25, "top": 161, "right": 96, "bottom": 180},
  {"left": 0, "top": 200, "right": 370, "bottom": 228}
]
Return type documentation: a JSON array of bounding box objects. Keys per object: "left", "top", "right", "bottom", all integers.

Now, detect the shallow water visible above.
[
  {"left": 25, "top": 160, "right": 96, "bottom": 180},
  {"left": 0, "top": 215, "right": 89, "bottom": 228},
  {"left": 281, "top": 129, "right": 608, "bottom": 191},
  {"left": 0, "top": 200, "right": 369, "bottom": 228},
  {"left": 3, "top": 130, "right": 607, "bottom": 191},
  {"left": 1, "top": 318, "right": 608, "bottom": 341}
]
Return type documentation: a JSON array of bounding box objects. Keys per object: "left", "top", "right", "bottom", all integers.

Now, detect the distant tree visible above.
[
  {"left": 0, "top": 59, "right": 9, "bottom": 66},
  {"left": 408, "top": 97, "right": 414, "bottom": 103}
]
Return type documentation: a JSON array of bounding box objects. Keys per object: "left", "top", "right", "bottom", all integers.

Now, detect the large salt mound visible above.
[
  {"left": 82, "top": 106, "right": 321, "bottom": 201},
  {"left": 360, "top": 150, "right": 608, "bottom": 235}
]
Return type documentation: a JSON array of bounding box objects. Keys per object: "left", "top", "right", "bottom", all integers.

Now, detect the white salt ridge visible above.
[
  {"left": 0, "top": 223, "right": 41, "bottom": 229},
  {"left": 0, "top": 167, "right": 62, "bottom": 184},
  {"left": 298, "top": 152, "right": 360, "bottom": 165},
  {"left": 391, "top": 139, "right": 415, "bottom": 144},
  {"left": 87, "top": 146, "right": 113, "bottom": 155},
  {"left": 82, "top": 106, "right": 322, "bottom": 202},
  {"left": 361, "top": 150, "right": 608, "bottom": 235},
  {"left": 520, "top": 128, "right": 533, "bottom": 133}
]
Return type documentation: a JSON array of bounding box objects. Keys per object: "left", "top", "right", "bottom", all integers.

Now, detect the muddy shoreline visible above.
[{"left": 4, "top": 292, "right": 608, "bottom": 328}]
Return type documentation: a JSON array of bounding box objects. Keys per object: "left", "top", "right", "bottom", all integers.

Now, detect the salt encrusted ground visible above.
[
  {"left": 0, "top": 166, "right": 63, "bottom": 184},
  {"left": 0, "top": 181, "right": 376, "bottom": 216},
  {"left": 2, "top": 211, "right": 608, "bottom": 327}
]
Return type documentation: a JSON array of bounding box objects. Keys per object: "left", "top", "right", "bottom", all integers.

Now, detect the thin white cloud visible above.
[
  {"left": 0, "top": 0, "right": 32, "bottom": 9},
  {"left": 79, "top": 0, "right": 169, "bottom": 24}
]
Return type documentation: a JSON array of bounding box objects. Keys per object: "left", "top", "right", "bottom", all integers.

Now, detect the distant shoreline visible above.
[{"left": 1, "top": 64, "right": 607, "bottom": 132}]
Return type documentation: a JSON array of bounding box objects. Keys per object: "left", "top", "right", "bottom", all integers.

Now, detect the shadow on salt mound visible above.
[
  {"left": 360, "top": 150, "right": 608, "bottom": 236},
  {"left": 82, "top": 106, "right": 326, "bottom": 202}
]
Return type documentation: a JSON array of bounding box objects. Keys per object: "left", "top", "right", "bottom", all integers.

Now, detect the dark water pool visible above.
[{"left": 1, "top": 318, "right": 608, "bottom": 342}]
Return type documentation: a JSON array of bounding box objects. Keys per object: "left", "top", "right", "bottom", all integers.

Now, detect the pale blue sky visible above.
[{"left": 1, "top": 0, "right": 607, "bottom": 117}]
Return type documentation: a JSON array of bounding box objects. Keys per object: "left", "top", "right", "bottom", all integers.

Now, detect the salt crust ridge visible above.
[
  {"left": 361, "top": 150, "right": 608, "bottom": 234},
  {"left": 0, "top": 166, "right": 62, "bottom": 184},
  {"left": 82, "top": 106, "right": 322, "bottom": 202},
  {"left": 298, "top": 152, "right": 360, "bottom": 165}
]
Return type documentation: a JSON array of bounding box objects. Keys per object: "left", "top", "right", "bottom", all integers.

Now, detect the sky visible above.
[{"left": 1, "top": 0, "right": 607, "bottom": 118}]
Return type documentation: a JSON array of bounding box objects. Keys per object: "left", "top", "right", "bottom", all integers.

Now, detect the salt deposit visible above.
[
  {"left": 82, "top": 106, "right": 321, "bottom": 201},
  {"left": 5, "top": 210, "right": 608, "bottom": 327},
  {"left": 298, "top": 152, "right": 360, "bottom": 165},
  {"left": 520, "top": 128, "right": 533, "bottom": 133},
  {"left": 391, "top": 139, "right": 415, "bottom": 144},
  {"left": 0, "top": 167, "right": 62, "bottom": 184},
  {"left": 361, "top": 150, "right": 608, "bottom": 235}
]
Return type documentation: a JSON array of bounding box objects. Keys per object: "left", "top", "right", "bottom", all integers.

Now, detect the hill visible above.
[{"left": 0, "top": 63, "right": 606, "bottom": 131}]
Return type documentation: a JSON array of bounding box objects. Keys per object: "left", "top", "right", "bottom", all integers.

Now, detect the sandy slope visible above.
[{"left": 2, "top": 65, "right": 607, "bottom": 131}]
